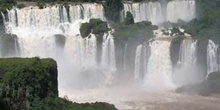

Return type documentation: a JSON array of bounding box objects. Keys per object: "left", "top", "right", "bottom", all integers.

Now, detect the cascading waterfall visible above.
[
  {"left": 4, "top": 4, "right": 115, "bottom": 88},
  {"left": 174, "top": 39, "right": 198, "bottom": 86},
  {"left": 123, "top": 2, "right": 164, "bottom": 24},
  {"left": 207, "top": 40, "right": 219, "bottom": 75},
  {"left": 122, "top": 0, "right": 196, "bottom": 24},
  {"left": 145, "top": 39, "right": 174, "bottom": 89},
  {"left": 1, "top": 1, "right": 201, "bottom": 90},
  {"left": 134, "top": 44, "right": 143, "bottom": 80},
  {"left": 167, "top": 0, "right": 196, "bottom": 22},
  {"left": 177, "top": 39, "right": 197, "bottom": 68}
]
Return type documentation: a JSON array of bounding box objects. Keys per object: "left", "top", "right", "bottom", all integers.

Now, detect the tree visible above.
[{"left": 124, "top": 11, "right": 134, "bottom": 25}]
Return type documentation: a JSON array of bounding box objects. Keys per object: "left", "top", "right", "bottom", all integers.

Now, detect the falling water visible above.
[
  {"left": 4, "top": 4, "right": 114, "bottom": 88},
  {"left": 207, "top": 40, "right": 219, "bottom": 75},
  {"left": 123, "top": 2, "right": 164, "bottom": 24},
  {"left": 166, "top": 0, "right": 196, "bottom": 22},
  {"left": 122, "top": 0, "right": 196, "bottom": 24},
  {"left": 145, "top": 39, "right": 174, "bottom": 89},
  {"left": 178, "top": 39, "right": 197, "bottom": 68},
  {"left": 134, "top": 44, "right": 143, "bottom": 80},
  {"left": 174, "top": 39, "right": 198, "bottom": 86},
  {"left": 123, "top": 43, "right": 128, "bottom": 71}
]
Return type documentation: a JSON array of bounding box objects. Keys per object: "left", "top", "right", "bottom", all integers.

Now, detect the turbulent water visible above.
[{"left": 123, "top": 0, "right": 196, "bottom": 24}]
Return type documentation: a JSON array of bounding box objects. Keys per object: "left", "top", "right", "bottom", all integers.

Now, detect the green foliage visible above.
[
  {"left": 0, "top": 58, "right": 58, "bottom": 109},
  {"left": 80, "top": 23, "right": 92, "bottom": 38},
  {"left": 104, "top": 0, "right": 123, "bottom": 23},
  {"left": 80, "top": 19, "right": 109, "bottom": 38},
  {"left": 124, "top": 11, "right": 134, "bottom": 25},
  {"left": 0, "top": 0, "right": 16, "bottom": 12},
  {"left": 17, "top": 3, "right": 25, "bottom": 9},
  {"left": 31, "top": 97, "right": 117, "bottom": 110},
  {"left": 37, "top": 2, "right": 45, "bottom": 9},
  {"left": 113, "top": 21, "right": 155, "bottom": 44},
  {"left": 0, "top": 58, "right": 118, "bottom": 110}
]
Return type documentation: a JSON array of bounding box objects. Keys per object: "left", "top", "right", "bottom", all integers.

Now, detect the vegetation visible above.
[
  {"left": 124, "top": 11, "right": 134, "bottom": 25},
  {"left": 0, "top": 58, "right": 118, "bottom": 110},
  {"left": 0, "top": 58, "right": 58, "bottom": 109},
  {"left": 80, "top": 19, "right": 109, "bottom": 38},
  {"left": 103, "top": 0, "right": 123, "bottom": 23}
]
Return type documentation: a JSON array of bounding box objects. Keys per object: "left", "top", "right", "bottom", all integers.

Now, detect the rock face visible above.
[{"left": 176, "top": 72, "right": 220, "bottom": 96}]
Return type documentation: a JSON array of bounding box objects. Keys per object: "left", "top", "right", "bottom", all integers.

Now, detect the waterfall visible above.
[
  {"left": 101, "top": 32, "right": 116, "bottom": 85},
  {"left": 207, "top": 40, "right": 219, "bottom": 75},
  {"left": 4, "top": 4, "right": 116, "bottom": 88},
  {"left": 123, "top": 43, "right": 128, "bottom": 71},
  {"left": 145, "top": 40, "right": 174, "bottom": 89},
  {"left": 178, "top": 39, "right": 197, "bottom": 68},
  {"left": 123, "top": 2, "right": 164, "bottom": 24},
  {"left": 167, "top": 0, "right": 196, "bottom": 22},
  {"left": 122, "top": 0, "right": 196, "bottom": 24},
  {"left": 69, "top": 4, "right": 106, "bottom": 22},
  {"left": 1, "top": 12, "right": 6, "bottom": 25},
  {"left": 134, "top": 44, "right": 143, "bottom": 80},
  {"left": 174, "top": 39, "right": 198, "bottom": 86}
]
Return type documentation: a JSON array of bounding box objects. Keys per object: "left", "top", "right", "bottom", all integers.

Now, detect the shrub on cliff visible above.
[
  {"left": 80, "top": 19, "right": 109, "bottom": 38},
  {"left": 124, "top": 11, "right": 134, "bottom": 25},
  {"left": 113, "top": 21, "right": 156, "bottom": 44}
]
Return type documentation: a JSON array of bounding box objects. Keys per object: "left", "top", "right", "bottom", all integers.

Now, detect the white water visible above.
[
  {"left": 178, "top": 39, "right": 197, "bottom": 68},
  {"left": 167, "top": 0, "right": 196, "bottom": 22},
  {"left": 123, "top": 2, "right": 164, "bottom": 24},
  {"left": 145, "top": 40, "right": 174, "bottom": 90},
  {"left": 123, "top": 0, "right": 196, "bottom": 24},
  {"left": 134, "top": 44, "right": 143, "bottom": 80},
  {"left": 174, "top": 39, "right": 199, "bottom": 86},
  {"left": 207, "top": 40, "right": 219, "bottom": 75}
]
